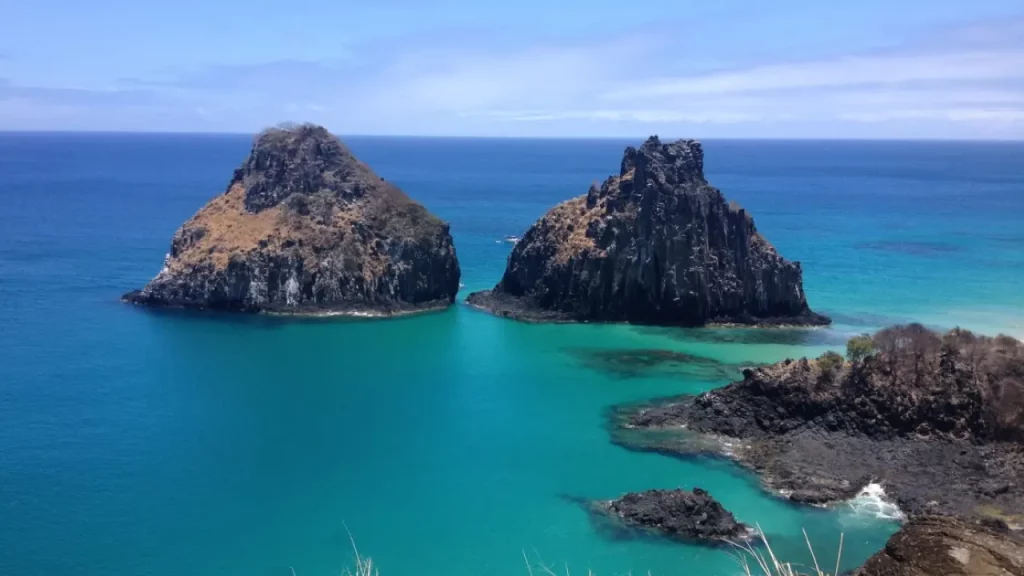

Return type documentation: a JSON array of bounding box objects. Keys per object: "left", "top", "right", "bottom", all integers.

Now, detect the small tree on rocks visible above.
[
  {"left": 817, "top": 351, "right": 845, "bottom": 381},
  {"left": 846, "top": 334, "right": 875, "bottom": 362}
]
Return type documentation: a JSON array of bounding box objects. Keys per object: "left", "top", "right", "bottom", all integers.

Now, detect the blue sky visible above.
[{"left": 2, "top": 0, "right": 1024, "bottom": 138}]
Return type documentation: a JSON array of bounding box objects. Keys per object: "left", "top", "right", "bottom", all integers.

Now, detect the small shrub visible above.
[
  {"left": 817, "top": 351, "right": 844, "bottom": 376},
  {"left": 846, "top": 334, "right": 875, "bottom": 362}
]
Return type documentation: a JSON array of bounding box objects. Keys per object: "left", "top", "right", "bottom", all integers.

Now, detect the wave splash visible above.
[{"left": 847, "top": 482, "right": 905, "bottom": 521}]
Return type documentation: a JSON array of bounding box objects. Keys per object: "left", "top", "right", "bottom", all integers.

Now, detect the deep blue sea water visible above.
[{"left": 1, "top": 133, "right": 1022, "bottom": 576}]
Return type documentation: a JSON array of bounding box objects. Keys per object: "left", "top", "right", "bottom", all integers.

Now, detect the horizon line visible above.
[{"left": 0, "top": 129, "right": 1022, "bottom": 143}]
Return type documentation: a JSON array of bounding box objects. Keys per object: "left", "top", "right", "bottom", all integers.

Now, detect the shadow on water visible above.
[
  {"left": 564, "top": 348, "right": 755, "bottom": 382},
  {"left": 631, "top": 325, "right": 850, "bottom": 347},
  {"left": 557, "top": 494, "right": 651, "bottom": 544}
]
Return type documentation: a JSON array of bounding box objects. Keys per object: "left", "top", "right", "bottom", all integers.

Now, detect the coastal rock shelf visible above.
[
  {"left": 467, "top": 136, "right": 828, "bottom": 327},
  {"left": 123, "top": 124, "right": 461, "bottom": 315},
  {"left": 612, "top": 325, "right": 1024, "bottom": 521}
]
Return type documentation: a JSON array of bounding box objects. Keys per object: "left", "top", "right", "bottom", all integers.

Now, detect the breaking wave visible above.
[{"left": 847, "top": 482, "right": 905, "bottom": 521}]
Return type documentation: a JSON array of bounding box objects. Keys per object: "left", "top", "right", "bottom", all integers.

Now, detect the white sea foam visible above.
[{"left": 847, "top": 482, "right": 905, "bottom": 521}]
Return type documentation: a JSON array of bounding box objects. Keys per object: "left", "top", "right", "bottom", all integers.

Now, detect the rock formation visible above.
[
  {"left": 123, "top": 124, "right": 461, "bottom": 315},
  {"left": 612, "top": 325, "right": 1024, "bottom": 520},
  {"left": 856, "top": 516, "right": 1024, "bottom": 576},
  {"left": 467, "top": 136, "right": 828, "bottom": 326},
  {"left": 598, "top": 488, "right": 750, "bottom": 542}
]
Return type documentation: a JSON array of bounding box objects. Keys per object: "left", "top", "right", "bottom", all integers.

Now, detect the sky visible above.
[{"left": 2, "top": 0, "right": 1024, "bottom": 138}]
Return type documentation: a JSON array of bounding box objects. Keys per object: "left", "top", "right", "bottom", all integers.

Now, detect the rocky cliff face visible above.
[
  {"left": 856, "top": 516, "right": 1024, "bottom": 576},
  {"left": 467, "top": 136, "right": 827, "bottom": 326},
  {"left": 124, "top": 124, "right": 460, "bottom": 315}
]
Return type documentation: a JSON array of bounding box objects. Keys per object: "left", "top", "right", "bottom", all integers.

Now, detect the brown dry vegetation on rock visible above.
[{"left": 124, "top": 124, "right": 460, "bottom": 314}]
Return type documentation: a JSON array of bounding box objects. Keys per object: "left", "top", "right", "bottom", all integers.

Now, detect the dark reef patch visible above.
[
  {"left": 565, "top": 348, "right": 750, "bottom": 381},
  {"left": 633, "top": 325, "right": 849, "bottom": 347}
]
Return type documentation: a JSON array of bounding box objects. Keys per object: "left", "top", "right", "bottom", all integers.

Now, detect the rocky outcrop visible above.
[
  {"left": 124, "top": 124, "right": 460, "bottom": 315},
  {"left": 598, "top": 488, "right": 750, "bottom": 542},
  {"left": 467, "top": 136, "right": 828, "bottom": 326},
  {"left": 856, "top": 516, "right": 1024, "bottom": 576},
  {"left": 612, "top": 326, "right": 1024, "bottom": 520}
]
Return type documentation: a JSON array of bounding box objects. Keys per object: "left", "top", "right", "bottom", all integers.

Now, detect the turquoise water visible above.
[{"left": 1, "top": 134, "right": 1022, "bottom": 575}]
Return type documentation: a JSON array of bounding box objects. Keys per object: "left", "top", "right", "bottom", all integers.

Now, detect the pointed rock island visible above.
[
  {"left": 467, "top": 136, "right": 828, "bottom": 326},
  {"left": 124, "top": 124, "right": 461, "bottom": 315}
]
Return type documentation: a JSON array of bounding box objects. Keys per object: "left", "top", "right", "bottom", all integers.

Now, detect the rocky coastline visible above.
[
  {"left": 123, "top": 124, "right": 461, "bottom": 316},
  {"left": 611, "top": 325, "right": 1024, "bottom": 524},
  {"left": 467, "top": 136, "right": 829, "bottom": 327}
]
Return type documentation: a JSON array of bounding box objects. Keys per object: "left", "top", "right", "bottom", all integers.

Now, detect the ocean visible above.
[{"left": 1, "top": 133, "right": 1022, "bottom": 576}]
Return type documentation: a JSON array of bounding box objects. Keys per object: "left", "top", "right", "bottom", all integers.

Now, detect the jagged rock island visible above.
[
  {"left": 598, "top": 488, "right": 751, "bottom": 543},
  {"left": 467, "top": 136, "right": 828, "bottom": 326},
  {"left": 123, "top": 124, "right": 461, "bottom": 315}
]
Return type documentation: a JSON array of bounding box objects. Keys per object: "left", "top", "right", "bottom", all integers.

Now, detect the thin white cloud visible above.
[
  {"left": 366, "top": 40, "right": 644, "bottom": 116},
  {"left": 841, "top": 109, "right": 1024, "bottom": 123},
  {"left": 468, "top": 109, "right": 768, "bottom": 123},
  {"left": 831, "top": 88, "right": 1024, "bottom": 107},
  {"left": 601, "top": 51, "right": 1024, "bottom": 99}
]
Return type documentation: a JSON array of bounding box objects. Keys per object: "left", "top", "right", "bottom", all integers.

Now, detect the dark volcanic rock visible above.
[
  {"left": 612, "top": 326, "right": 1024, "bottom": 521},
  {"left": 467, "top": 136, "right": 828, "bottom": 327},
  {"left": 635, "top": 326, "right": 1024, "bottom": 443},
  {"left": 855, "top": 516, "right": 1024, "bottom": 576},
  {"left": 601, "top": 488, "right": 750, "bottom": 542},
  {"left": 123, "top": 124, "right": 460, "bottom": 315}
]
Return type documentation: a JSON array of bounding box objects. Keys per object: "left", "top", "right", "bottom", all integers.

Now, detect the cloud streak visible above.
[{"left": 601, "top": 51, "right": 1024, "bottom": 99}]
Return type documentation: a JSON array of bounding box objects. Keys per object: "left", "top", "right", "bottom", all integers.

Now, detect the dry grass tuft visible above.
[
  {"left": 342, "top": 533, "right": 379, "bottom": 576},
  {"left": 171, "top": 184, "right": 283, "bottom": 269},
  {"left": 333, "top": 527, "right": 844, "bottom": 576},
  {"left": 731, "top": 525, "right": 843, "bottom": 576}
]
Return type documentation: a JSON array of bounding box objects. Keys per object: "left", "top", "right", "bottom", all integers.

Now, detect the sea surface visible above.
[{"left": 1, "top": 133, "right": 1022, "bottom": 576}]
